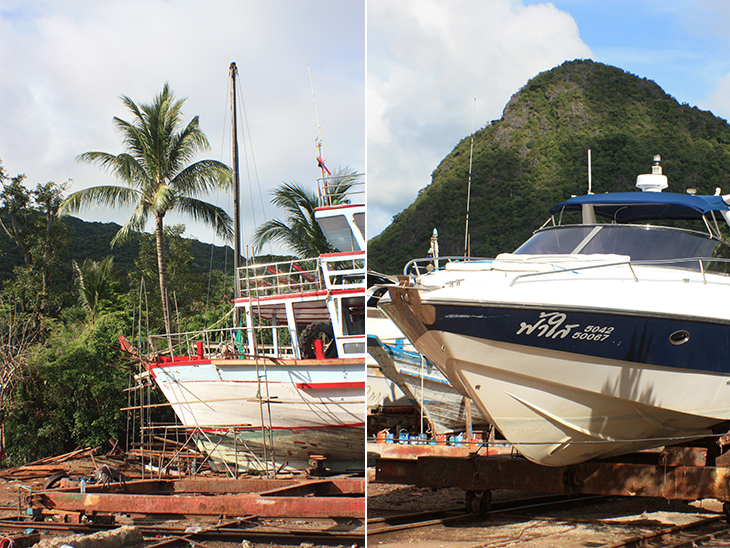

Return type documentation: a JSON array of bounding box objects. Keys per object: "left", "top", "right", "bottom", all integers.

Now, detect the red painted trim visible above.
[
  {"left": 320, "top": 250, "right": 365, "bottom": 258},
  {"left": 148, "top": 357, "right": 212, "bottom": 368},
  {"left": 315, "top": 204, "right": 363, "bottom": 212},
  {"left": 296, "top": 381, "right": 365, "bottom": 390},
  {"left": 199, "top": 422, "right": 365, "bottom": 433},
  {"left": 234, "top": 289, "right": 329, "bottom": 305}
]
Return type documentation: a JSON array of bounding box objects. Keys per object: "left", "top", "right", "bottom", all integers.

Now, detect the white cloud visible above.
[
  {"left": 366, "top": 0, "right": 592, "bottom": 238},
  {"left": 0, "top": 0, "right": 364, "bottom": 250}
]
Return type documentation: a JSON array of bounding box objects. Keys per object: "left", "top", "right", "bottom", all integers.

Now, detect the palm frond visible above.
[
  {"left": 251, "top": 181, "right": 332, "bottom": 258},
  {"left": 60, "top": 186, "right": 141, "bottom": 214},
  {"left": 175, "top": 196, "right": 234, "bottom": 241},
  {"left": 171, "top": 160, "right": 232, "bottom": 196},
  {"left": 110, "top": 203, "right": 149, "bottom": 246}
]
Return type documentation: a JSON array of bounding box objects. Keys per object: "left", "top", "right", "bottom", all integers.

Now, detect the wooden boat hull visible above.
[
  {"left": 148, "top": 356, "right": 365, "bottom": 472},
  {"left": 368, "top": 336, "right": 490, "bottom": 435}
]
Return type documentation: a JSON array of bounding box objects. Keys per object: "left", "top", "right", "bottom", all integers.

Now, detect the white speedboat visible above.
[{"left": 379, "top": 156, "right": 730, "bottom": 466}]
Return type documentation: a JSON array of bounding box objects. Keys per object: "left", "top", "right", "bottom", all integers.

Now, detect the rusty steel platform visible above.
[
  {"left": 367, "top": 441, "right": 514, "bottom": 459},
  {"left": 28, "top": 476, "right": 365, "bottom": 519},
  {"left": 375, "top": 446, "right": 730, "bottom": 503}
]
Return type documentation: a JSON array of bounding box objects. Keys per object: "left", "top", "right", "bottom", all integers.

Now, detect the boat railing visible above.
[
  {"left": 508, "top": 256, "right": 730, "bottom": 287},
  {"left": 149, "top": 324, "right": 296, "bottom": 361},
  {"left": 237, "top": 258, "right": 324, "bottom": 299},
  {"left": 320, "top": 250, "right": 366, "bottom": 290},
  {"left": 316, "top": 176, "right": 365, "bottom": 208},
  {"left": 404, "top": 256, "right": 494, "bottom": 277}
]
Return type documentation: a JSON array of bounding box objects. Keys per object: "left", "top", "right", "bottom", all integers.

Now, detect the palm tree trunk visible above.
[{"left": 155, "top": 214, "right": 172, "bottom": 335}]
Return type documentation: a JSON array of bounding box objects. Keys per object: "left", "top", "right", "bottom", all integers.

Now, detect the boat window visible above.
[
  {"left": 514, "top": 224, "right": 721, "bottom": 261},
  {"left": 318, "top": 215, "right": 361, "bottom": 252},
  {"left": 353, "top": 212, "right": 365, "bottom": 242},
  {"left": 513, "top": 226, "right": 596, "bottom": 255}
]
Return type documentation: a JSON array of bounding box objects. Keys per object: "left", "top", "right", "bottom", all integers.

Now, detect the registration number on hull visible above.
[{"left": 516, "top": 312, "right": 614, "bottom": 342}]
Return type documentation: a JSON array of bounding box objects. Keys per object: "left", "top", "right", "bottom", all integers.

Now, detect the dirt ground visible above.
[
  {"left": 366, "top": 478, "right": 726, "bottom": 548},
  {"left": 0, "top": 452, "right": 363, "bottom": 548}
]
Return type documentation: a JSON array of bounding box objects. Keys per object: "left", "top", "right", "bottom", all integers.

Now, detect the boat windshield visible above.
[
  {"left": 318, "top": 214, "right": 362, "bottom": 252},
  {"left": 513, "top": 224, "right": 723, "bottom": 261}
]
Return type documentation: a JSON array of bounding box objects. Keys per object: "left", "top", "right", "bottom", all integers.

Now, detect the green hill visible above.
[
  {"left": 0, "top": 216, "right": 236, "bottom": 282},
  {"left": 368, "top": 59, "right": 730, "bottom": 274}
]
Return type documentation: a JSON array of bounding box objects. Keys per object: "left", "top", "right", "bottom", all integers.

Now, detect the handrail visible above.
[
  {"left": 320, "top": 252, "right": 365, "bottom": 290},
  {"left": 403, "top": 256, "right": 494, "bottom": 277},
  {"left": 507, "top": 257, "right": 730, "bottom": 287},
  {"left": 149, "top": 324, "right": 297, "bottom": 361},
  {"left": 316, "top": 176, "right": 365, "bottom": 208},
  {"left": 236, "top": 257, "right": 324, "bottom": 299}
]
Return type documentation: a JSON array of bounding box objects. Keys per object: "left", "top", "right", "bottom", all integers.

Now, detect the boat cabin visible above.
[{"left": 516, "top": 159, "right": 730, "bottom": 264}]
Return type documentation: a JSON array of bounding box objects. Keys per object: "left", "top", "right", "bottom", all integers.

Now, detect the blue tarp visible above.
[{"left": 550, "top": 192, "right": 730, "bottom": 223}]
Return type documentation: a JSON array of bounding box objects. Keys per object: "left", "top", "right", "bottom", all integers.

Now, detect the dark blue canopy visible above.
[{"left": 550, "top": 192, "right": 730, "bottom": 223}]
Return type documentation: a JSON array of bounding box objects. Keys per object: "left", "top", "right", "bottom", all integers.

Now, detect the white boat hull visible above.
[
  {"left": 149, "top": 357, "right": 365, "bottom": 472},
  {"left": 434, "top": 330, "right": 726, "bottom": 465},
  {"left": 381, "top": 261, "right": 730, "bottom": 466}
]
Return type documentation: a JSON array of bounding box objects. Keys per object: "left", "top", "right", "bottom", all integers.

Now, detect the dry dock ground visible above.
[
  {"left": 0, "top": 450, "right": 364, "bottom": 548},
  {"left": 367, "top": 478, "right": 726, "bottom": 547}
]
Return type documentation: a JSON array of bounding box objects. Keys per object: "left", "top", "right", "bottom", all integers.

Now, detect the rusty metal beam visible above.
[
  {"left": 376, "top": 455, "right": 730, "bottom": 502},
  {"left": 59, "top": 477, "right": 363, "bottom": 496},
  {"left": 31, "top": 490, "right": 364, "bottom": 518}
]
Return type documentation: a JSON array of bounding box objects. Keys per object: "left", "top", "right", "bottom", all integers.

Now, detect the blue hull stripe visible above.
[{"left": 429, "top": 304, "right": 730, "bottom": 374}]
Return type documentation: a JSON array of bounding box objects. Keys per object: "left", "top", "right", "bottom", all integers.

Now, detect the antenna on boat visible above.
[
  {"left": 464, "top": 98, "right": 476, "bottom": 256},
  {"left": 429, "top": 228, "right": 439, "bottom": 271},
  {"left": 230, "top": 63, "right": 242, "bottom": 322},
  {"left": 587, "top": 148, "right": 593, "bottom": 195},
  {"left": 309, "top": 66, "right": 331, "bottom": 205},
  {"left": 636, "top": 154, "right": 668, "bottom": 192}
]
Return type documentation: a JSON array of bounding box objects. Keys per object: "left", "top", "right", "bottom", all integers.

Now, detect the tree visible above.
[
  {"left": 252, "top": 166, "right": 360, "bottom": 258},
  {"left": 0, "top": 174, "right": 70, "bottom": 314},
  {"left": 129, "top": 225, "right": 210, "bottom": 334},
  {"left": 0, "top": 298, "right": 40, "bottom": 461},
  {"left": 0, "top": 174, "right": 33, "bottom": 266},
  {"left": 61, "top": 84, "right": 233, "bottom": 335},
  {"left": 73, "top": 256, "right": 115, "bottom": 323},
  {"left": 33, "top": 180, "right": 69, "bottom": 305}
]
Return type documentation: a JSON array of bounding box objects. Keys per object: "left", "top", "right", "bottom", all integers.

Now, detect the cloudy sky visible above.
[
  {"left": 367, "top": 0, "right": 730, "bottom": 238},
  {"left": 0, "top": 0, "right": 364, "bottom": 251},
  {"left": 6, "top": 1, "right": 730, "bottom": 251}
]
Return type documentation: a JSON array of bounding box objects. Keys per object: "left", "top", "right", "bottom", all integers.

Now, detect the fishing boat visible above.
[
  {"left": 379, "top": 155, "right": 730, "bottom": 466},
  {"left": 366, "top": 272, "right": 413, "bottom": 415},
  {"left": 368, "top": 273, "right": 490, "bottom": 436},
  {"left": 128, "top": 64, "right": 366, "bottom": 474}
]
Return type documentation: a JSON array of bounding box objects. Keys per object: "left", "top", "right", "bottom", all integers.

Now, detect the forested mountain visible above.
[
  {"left": 368, "top": 59, "right": 730, "bottom": 274},
  {"left": 0, "top": 215, "right": 235, "bottom": 282}
]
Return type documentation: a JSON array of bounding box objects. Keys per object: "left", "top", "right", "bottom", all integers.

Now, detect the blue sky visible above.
[
  {"left": 367, "top": 0, "right": 730, "bottom": 240},
  {"left": 0, "top": 0, "right": 365, "bottom": 250},
  {"left": 536, "top": 0, "right": 730, "bottom": 110}
]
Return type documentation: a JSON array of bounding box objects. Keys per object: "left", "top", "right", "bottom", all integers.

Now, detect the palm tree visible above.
[
  {"left": 252, "top": 166, "right": 360, "bottom": 258},
  {"left": 61, "top": 84, "right": 233, "bottom": 335},
  {"left": 73, "top": 256, "right": 114, "bottom": 323}
]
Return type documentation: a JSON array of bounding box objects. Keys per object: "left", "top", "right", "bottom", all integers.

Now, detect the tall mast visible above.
[
  {"left": 309, "top": 65, "right": 330, "bottom": 204},
  {"left": 464, "top": 98, "right": 476, "bottom": 257},
  {"left": 230, "top": 62, "right": 242, "bottom": 300}
]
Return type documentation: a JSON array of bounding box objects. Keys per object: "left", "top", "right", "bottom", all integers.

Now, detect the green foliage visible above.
[
  {"left": 0, "top": 176, "right": 71, "bottom": 312},
  {"left": 4, "top": 312, "right": 132, "bottom": 464},
  {"left": 0, "top": 150, "right": 236, "bottom": 463},
  {"left": 128, "top": 225, "right": 234, "bottom": 334},
  {"left": 368, "top": 59, "right": 730, "bottom": 274}
]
